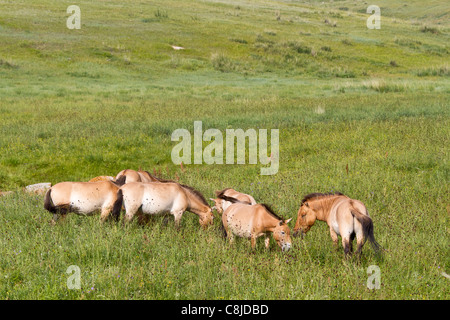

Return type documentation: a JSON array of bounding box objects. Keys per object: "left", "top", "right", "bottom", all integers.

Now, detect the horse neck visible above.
[
  {"left": 261, "top": 212, "right": 283, "bottom": 232},
  {"left": 309, "top": 196, "right": 339, "bottom": 221},
  {"left": 184, "top": 188, "right": 208, "bottom": 215}
]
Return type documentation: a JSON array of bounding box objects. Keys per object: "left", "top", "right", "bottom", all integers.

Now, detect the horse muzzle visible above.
[
  {"left": 281, "top": 243, "right": 292, "bottom": 252},
  {"left": 293, "top": 229, "right": 305, "bottom": 239}
]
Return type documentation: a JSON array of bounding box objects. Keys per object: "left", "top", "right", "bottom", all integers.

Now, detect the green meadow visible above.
[{"left": 0, "top": 0, "right": 448, "bottom": 299}]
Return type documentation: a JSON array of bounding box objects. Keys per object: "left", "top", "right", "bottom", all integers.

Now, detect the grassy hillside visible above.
[{"left": 0, "top": 0, "right": 448, "bottom": 300}]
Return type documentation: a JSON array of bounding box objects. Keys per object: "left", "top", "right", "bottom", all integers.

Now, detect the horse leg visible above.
[
  {"left": 264, "top": 235, "right": 270, "bottom": 249},
  {"left": 137, "top": 212, "right": 150, "bottom": 225},
  {"left": 162, "top": 213, "right": 171, "bottom": 226},
  {"left": 51, "top": 207, "right": 68, "bottom": 225},
  {"left": 100, "top": 206, "right": 113, "bottom": 222},
  {"left": 227, "top": 231, "right": 235, "bottom": 246},
  {"left": 355, "top": 232, "right": 365, "bottom": 257},
  {"left": 172, "top": 210, "right": 184, "bottom": 229},
  {"left": 124, "top": 206, "right": 139, "bottom": 223},
  {"left": 329, "top": 227, "right": 339, "bottom": 250},
  {"left": 251, "top": 236, "right": 257, "bottom": 250},
  {"left": 342, "top": 236, "right": 352, "bottom": 257}
]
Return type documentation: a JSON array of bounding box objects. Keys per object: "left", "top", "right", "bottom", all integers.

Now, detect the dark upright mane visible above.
[
  {"left": 301, "top": 192, "right": 345, "bottom": 205},
  {"left": 260, "top": 203, "right": 285, "bottom": 221},
  {"left": 215, "top": 188, "right": 231, "bottom": 198},
  {"left": 216, "top": 193, "right": 243, "bottom": 204},
  {"left": 142, "top": 170, "right": 165, "bottom": 182},
  {"left": 140, "top": 172, "right": 209, "bottom": 207},
  {"left": 216, "top": 189, "right": 252, "bottom": 205},
  {"left": 180, "top": 184, "right": 209, "bottom": 206}
]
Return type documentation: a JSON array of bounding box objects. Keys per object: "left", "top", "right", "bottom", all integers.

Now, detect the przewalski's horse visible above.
[
  {"left": 113, "top": 181, "right": 214, "bottom": 228},
  {"left": 210, "top": 188, "right": 257, "bottom": 214},
  {"left": 115, "top": 169, "right": 161, "bottom": 184},
  {"left": 44, "top": 181, "right": 123, "bottom": 223},
  {"left": 293, "top": 192, "right": 381, "bottom": 256},
  {"left": 222, "top": 199, "right": 292, "bottom": 251}
]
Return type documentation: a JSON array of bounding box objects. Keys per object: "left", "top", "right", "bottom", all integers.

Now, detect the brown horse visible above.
[
  {"left": 44, "top": 181, "right": 123, "bottom": 223},
  {"left": 293, "top": 192, "right": 381, "bottom": 256},
  {"left": 210, "top": 188, "right": 257, "bottom": 214},
  {"left": 115, "top": 169, "right": 160, "bottom": 184},
  {"left": 113, "top": 181, "right": 214, "bottom": 228},
  {"left": 222, "top": 199, "right": 292, "bottom": 251}
]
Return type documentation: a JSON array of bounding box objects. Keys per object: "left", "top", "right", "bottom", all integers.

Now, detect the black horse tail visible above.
[
  {"left": 111, "top": 189, "right": 123, "bottom": 221},
  {"left": 113, "top": 175, "right": 126, "bottom": 187},
  {"left": 219, "top": 219, "right": 227, "bottom": 239},
  {"left": 44, "top": 189, "right": 56, "bottom": 213},
  {"left": 350, "top": 208, "right": 382, "bottom": 253}
]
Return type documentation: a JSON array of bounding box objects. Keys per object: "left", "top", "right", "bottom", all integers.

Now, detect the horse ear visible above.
[
  {"left": 285, "top": 218, "right": 292, "bottom": 224},
  {"left": 209, "top": 198, "right": 217, "bottom": 209},
  {"left": 305, "top": 202, "right": 309, "bottom": 208}
]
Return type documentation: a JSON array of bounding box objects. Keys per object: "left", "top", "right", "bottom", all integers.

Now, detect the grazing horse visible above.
[
  {"left": 44, "top": 181, "right": 123, "bottom": 223},
  {"left": 115, "top": 169, "right": 160, "bottom": 184},
  {"left": 210, "top": 188, "right": 257, "bottom": 214},
  {"left": 113, "top": 181, "right": 214, "bottom": 228},
  {"left": 222, "top": 199, "right": 292, "bottom": 251},
  {"left": 293, "top": 192, "right": 381, "bottom": 256}
]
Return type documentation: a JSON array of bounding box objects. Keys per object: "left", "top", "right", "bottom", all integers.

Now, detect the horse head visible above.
[
  {"left": 293, "top": 202, "right": 317, "bottom": 237},
  {"left": 272, "top": 218, "right": 293, "bottom": 251}
]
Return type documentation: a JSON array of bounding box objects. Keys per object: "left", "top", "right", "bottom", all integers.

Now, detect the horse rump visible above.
[
  {"left": 350, "top": 208, "right": 382, "bottom": 253},
  {"left": 44, "top": 189, "right": 56, "bottom": 213}
]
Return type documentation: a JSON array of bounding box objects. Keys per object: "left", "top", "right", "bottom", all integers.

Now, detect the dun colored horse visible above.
[
  {"left": 115, "top": 169, "right": 160, "bottom": 184},
  {"left": 222, "top": 198, "right": 292, "bottom": 251},
  {"left": 44, "top": 181, "right": 123, "bottom": 223},
  {"left": 210, "top": 188, "right": 257, "bottom": 214},
  {"left": 293, "top": 192, "right": 381, "bottom": 256},
  {"left": 113, "top": 181, "right": 214, "bottom": 228}
]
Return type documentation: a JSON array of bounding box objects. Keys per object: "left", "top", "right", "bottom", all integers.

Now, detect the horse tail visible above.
[
  {"left": 44, "top": 188, "right": 56, "bottom": 213},
  {"left": 219, "top": 218, "right": 227, "bottom": 238},
  {"left": 112, "top": 189, "right": 123, "bottom": 221},
  {"left": 350, "top": 208, "right": 382, "bottom": 253},
  {"left": 113, "top": 175, "right": 126, "bottom": 186}
]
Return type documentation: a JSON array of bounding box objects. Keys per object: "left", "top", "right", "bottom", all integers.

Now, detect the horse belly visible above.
[
  {"left": 69, "top": 196, "right": 103, "bottom": 215},
  {"left": 227, "top": 214, "right": 253, "bottom": 239},
  {"left": 141, "top": 198, "right": 172, "bottom": 215}
]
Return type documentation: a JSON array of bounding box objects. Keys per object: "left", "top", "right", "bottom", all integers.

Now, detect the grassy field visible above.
[{"left": 0, "top": 0, "right": 448, "bottom": 300}]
